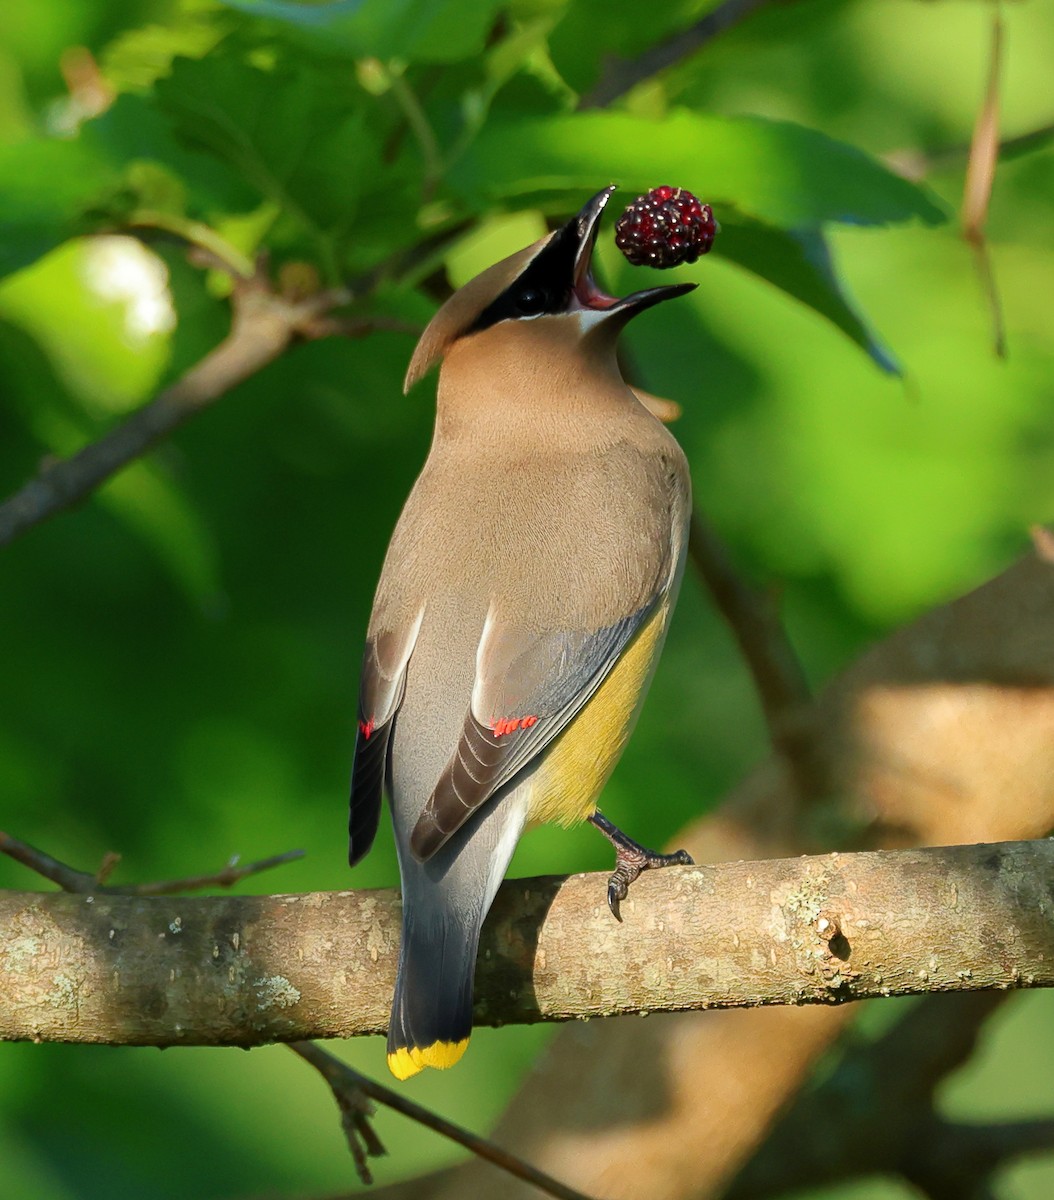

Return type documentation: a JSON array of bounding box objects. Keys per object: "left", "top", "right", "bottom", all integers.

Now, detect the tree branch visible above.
[
  {"left": 0, "top": 831, "right": 304, "bottom": 896},
  {"left": 578, "top": 0, "right": 773, "bottom": 110},
  {"left": 686, "top": 511, "right": 821, "bottom": 801},
  {"left": 2, "top": 839, "right": 1052, "bottom": 1045},
  {"left": 724, "top": 990, "right": 1009, "bottom": 1197}
]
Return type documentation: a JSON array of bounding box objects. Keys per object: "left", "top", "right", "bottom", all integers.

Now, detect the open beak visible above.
[{"left": 568, "top": 186, "right": 697, "bottom": 319}]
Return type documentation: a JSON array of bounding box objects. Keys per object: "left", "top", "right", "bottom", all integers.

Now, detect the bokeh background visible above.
[{"left": 1, "top": 1, "right": 1053, "bottom": 1197}]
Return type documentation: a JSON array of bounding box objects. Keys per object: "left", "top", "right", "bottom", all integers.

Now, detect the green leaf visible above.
[
  {"left": 216, "top": 0, "right": 371, "bottom": 28},
  {"left": 152, "top": 52, "right": 381, "bottom": 260},
  {"left": 451, "top": 109, "right": 947, "bottom": 229},
  {"left": 0, "top": 138, "right": 119, "bottom": 278},
  {"left": 0, "top": 89, "right": 259, "bottom": 281},
  {"left": 86, "top": 93, "right": 258, "bottom": 215},
  {"left": 216, "top": 0, "right": 505, "bottom": 63},
  {"left": 713, "top": 215, "right": 899, "bottom": 372},
  {"left": 100, "top": 15, "right": 226, "bottom": 93}
]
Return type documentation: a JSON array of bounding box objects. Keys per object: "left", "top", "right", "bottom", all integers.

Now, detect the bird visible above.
[{"left": 348, "top": 186, "right": 696, "bottom": 1081}]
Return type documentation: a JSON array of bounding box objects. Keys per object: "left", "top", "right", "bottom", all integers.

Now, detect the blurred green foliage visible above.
[{"left": 1, "top": 1, "right": 1053, "bottom": 1197}]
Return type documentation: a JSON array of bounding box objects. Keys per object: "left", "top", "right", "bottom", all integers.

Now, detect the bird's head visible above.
[{"left": 404, "top": 186, "right": 696, "bottom": 394}]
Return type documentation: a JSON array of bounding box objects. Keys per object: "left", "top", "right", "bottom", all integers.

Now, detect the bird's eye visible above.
[{"left": 515, "top": 288, "right": 546, "bottom": 316}]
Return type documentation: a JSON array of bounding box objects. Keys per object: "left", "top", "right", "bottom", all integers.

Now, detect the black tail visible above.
[
  {"left": 385, "top": 786, "right": 525, "bottom": 1080},
  {"left": 386, "top": 901, "right": 478, "bottom": 1079}
]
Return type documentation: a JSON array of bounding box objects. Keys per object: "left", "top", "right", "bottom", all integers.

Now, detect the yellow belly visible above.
[{"left": 525, "top": 602, "right": 668, "bottom": 827}]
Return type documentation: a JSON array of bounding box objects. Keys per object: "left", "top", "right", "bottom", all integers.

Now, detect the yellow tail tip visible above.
[{"left": 387, "top": 1037, "right": 470, "bottom": 1081}]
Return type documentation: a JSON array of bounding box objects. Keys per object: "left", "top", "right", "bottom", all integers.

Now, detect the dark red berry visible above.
[{"left": 614, "top": 186, "right": 716, "bottom": 269}]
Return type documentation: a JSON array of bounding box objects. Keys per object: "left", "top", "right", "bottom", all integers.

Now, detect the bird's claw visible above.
[
  {"left": 604, "top": 845, "right": 695, "bottom": 922},
  {"left": 606, "top": 865, "right": 634, "bottom": 922},
  {"left": 589, "top": 809, "right": 694, "bottom": 922}
]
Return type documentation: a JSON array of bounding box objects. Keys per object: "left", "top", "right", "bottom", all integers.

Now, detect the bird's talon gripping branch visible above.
[
  {"left": 589, "top": 810, "right": 694, "bottom": 921},
  {"left": 607, "top": 868, "right": 630, "bottom": 922}
]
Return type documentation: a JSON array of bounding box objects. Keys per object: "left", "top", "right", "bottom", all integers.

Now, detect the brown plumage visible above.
[{"left": 348, "top": 187, "right": 696, "bottom": 1080}]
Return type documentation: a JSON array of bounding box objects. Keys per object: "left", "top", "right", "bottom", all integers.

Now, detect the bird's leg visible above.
[{"left": 587, "top": 810, "right": 694, "bottom": 922}]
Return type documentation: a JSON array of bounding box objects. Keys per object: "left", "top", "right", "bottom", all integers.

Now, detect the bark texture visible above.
[{"left": 2, "top": 840, "right": 1053, "bottom": 1046}]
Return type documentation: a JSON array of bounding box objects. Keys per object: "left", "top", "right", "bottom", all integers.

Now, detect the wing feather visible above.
[
  {"left": 348, "top": 614, "right": 422, "bottom": 866},
  {"left": 409, "top": 599, "right": 659, "bottom": 861}
]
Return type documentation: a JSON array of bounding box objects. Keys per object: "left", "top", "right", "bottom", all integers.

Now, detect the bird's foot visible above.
[{"left": 588, "top": 809, "right": 694, "bottom": 922}]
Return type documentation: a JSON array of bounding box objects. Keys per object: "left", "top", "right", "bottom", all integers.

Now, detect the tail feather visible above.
[
  {"left": 386, "top": 791, "right": 526, "bottom": 1080},
  {"left": 387, "top": 906, "right": 477, "bottom": 1079}
]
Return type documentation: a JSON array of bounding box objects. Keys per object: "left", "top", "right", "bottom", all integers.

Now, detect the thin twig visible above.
[
  {"left": 687, "top": 511, "right": 822, "bottom": 800},
  {"left": 288, "top": 1043, "right": 386, "bottom": 1186},
  {"left": 962, "top": 7, "right": 1007, "bottom": 358},
  {"left": 385, "top": 67, "right": 445, "bottom": 202},
  {"left": 289, "top": 1041, "right": 598, "bottom": 1200},
  {"left": 0, "top": 830, "right": 303, "bottom": 896},
  {"left": 0, "top": 272, "right": 353, "bottom": 549},
  {"left": 578, "top": 0, "right": 771, "bottom": 109},
  {"left": 885, "top": 120, "right": 1054, "bottom": 183},
  {"left": 128, "top": 850, "right": 306, "bottom": 896},
  {"left": 0, "top": 831, "right": 100, "bottom": 894},
  {"left": 967, "top": 239, "right": 1007, "bottom": 360},
  {"left": 124, "top": 210, "right": 257, "bottom": 280}
]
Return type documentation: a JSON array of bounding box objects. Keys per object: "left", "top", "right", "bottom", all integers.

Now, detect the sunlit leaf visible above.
[
  {"left": 101, "top": 15, "right": 226, "bottom": 93},
  {"left": 0, "top": 239, "right": 171, "bottom": 410},
  {"left": 452, "top": 109, "right": 947, "bottom": 228},
  {"left": 714, "top": 215, "right": 899, "bottom": 372}
]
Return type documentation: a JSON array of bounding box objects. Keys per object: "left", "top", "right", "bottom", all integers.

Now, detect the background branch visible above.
[
  {"left": 687, "top": 511, "right": 821, "bottom": 803},
  {"left": 0, "top": 270, "right": 357, "bottom": 549},
  {"left": 291, "top": 1041, "right": 596, "bottom": 1200},
  {"left": 578, "top": 0, "right": 773, "bottom": 109},
  {"left": 725, "top": 991, "right": 1010, "bottom": 1197},
  {"left": 1, "top": 839, "right": 1052, "bottom": 1046},
  {"left": 0, "top": 832, "right": 304, "bottom": 896},
  {"left": 123, "top": 210, "right": 257, "bottom": 280},
  {"left": 961, "top": 9, "right": 1007, "bottom": 358}
]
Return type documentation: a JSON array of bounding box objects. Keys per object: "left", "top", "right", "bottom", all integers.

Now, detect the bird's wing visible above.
[
  {"left": 409, "top": 597, "right": 661, "bottom": 861},
  {"left": 348, "top": 612, "right": 423, "bottom": 866}
]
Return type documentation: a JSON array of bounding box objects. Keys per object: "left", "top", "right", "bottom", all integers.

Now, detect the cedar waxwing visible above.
[{"left": 349, "top": 186, "right": 695, "bottom": 1081}]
